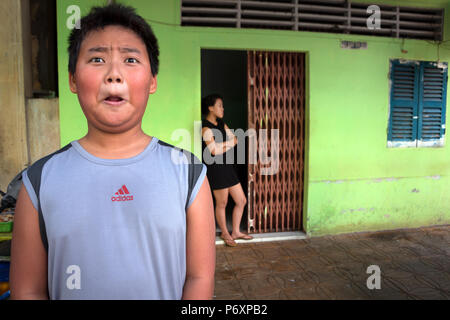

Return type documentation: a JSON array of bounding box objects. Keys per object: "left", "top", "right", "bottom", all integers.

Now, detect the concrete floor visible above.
[{"left": 214, "top": 225, "right": 450, "bottom": 300}]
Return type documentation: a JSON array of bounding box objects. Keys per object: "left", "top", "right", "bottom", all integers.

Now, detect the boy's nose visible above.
[
  {"left": 105, "top": 62, "right": 123, "bottom": 83},
  {"left": 107, "top": 76, "right": 122, "bottom": 83}
]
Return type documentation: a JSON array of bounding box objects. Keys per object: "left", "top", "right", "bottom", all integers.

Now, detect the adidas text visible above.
[{"left": 111, "top": 195, "right": 134, "bottom": 202}]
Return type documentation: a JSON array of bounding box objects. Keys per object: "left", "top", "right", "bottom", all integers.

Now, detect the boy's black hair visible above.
[
  {"left": 68, "top": 3, "right": 159, "bottom": 76},
  {"left": 201, "top": 94, "right": 223, "bottom": 115}
]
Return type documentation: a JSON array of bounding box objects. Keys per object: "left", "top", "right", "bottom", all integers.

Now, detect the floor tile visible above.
[{"left": 213, "top": 225, "right": 450, "bottom": 300}]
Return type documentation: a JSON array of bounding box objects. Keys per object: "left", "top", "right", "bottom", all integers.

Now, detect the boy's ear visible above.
[
  {"left": 149, "top": 75, "right": 157, "bottom": 94},
  {"left": 69, "top": 72, "right": 77, "bottom": 94}
]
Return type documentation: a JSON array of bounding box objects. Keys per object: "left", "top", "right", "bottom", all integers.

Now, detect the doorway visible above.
[
  {"left": 201, "top": 49, "right": 306, "bottom": 235},
  {"left": 201, "top": 49, "right": 248, "bottom": 234}
]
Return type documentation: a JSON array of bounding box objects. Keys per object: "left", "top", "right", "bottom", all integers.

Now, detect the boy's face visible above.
[{"left": 69, "top": 25, "right": 157, "bottom": 134}]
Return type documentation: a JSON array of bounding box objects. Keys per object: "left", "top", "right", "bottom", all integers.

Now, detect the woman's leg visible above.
[
  {"left": 228, "top": 183, "right": 249, "bottom": 239},
  {"left": 212, "top": 188, "right": 231, "bottom": 239}
]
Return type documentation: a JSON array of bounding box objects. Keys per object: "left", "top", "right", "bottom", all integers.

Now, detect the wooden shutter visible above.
[
  {"left": 417, "top": 62, "right": 448, "bottom": 147},
  {"left": 388, "top": 60, "right": 419, "bottom": 146},
  {"left": 388, "top": 60, "right": 420, "bottom": 146}
]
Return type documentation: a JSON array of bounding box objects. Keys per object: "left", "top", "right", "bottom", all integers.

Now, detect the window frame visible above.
[{"left": 387, "top": 59, "right": 448, "bottom": 148}]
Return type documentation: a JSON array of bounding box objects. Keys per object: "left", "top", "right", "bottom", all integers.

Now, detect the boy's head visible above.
[
  {"left": 67, "top": 4, "right": 159, "bottom": 134},
  {"left": 68, "top": 3, "right": 159, "bottom": 77}
]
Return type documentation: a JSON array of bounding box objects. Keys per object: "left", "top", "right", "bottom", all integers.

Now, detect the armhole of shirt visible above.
[
  {"left": 156, "top": 140, "right": 207, "bottom": 211},
  {"left": 185, "top": 151, "right": 206, "bottom": 211},
  {"left": 22, "top": 144, "right": 72, "bottom": 252}
]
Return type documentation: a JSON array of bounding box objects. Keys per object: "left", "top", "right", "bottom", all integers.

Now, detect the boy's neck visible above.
[{"left": 78, "top": 127, "right": 152, "bottom": 159}]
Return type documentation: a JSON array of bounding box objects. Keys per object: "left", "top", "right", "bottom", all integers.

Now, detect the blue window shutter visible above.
[
  {"left": 417, "top": 61, "right": 448, "bottom": 143},
  {"left": 388, "top": 60, "right": 420, "bottom": 143}
]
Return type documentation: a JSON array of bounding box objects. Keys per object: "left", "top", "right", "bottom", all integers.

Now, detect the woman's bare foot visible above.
[
  {"left": 220, "top": 234, "right": 237, "bottom": 247},
  {"left": 231, "top": 232, "right": 253, "bottom": 240}
]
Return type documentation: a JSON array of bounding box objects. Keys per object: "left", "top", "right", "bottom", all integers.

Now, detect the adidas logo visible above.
[{"left": 111, "top": 185, "right": 134, "bottom": 202}]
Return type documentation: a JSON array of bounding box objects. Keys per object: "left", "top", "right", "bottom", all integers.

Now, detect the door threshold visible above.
[{"left": 215, "top": 231, "right": 307, "bottom": 245}]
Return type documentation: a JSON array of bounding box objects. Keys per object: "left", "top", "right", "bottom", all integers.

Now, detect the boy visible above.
[{"left": 9, "top": 4, "right": 216, "bottom": 300}]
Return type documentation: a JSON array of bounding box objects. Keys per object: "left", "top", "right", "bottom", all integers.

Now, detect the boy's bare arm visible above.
[
  {"left": 183, "top": 178, "right": 216, "bottom": 300},
  {"left": 9, "top": 185, "right": 49, "bottom": 300}
]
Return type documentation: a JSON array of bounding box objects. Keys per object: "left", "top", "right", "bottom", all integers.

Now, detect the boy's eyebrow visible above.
[
  {"left": 119, "top": 47, "right": 142, "bottom": 54},
  {"left": 87, "top": 46, "right": 142, "bottom": 54},
  {"left": 87, "top": 46, "right": 109, "bottom": 53}
]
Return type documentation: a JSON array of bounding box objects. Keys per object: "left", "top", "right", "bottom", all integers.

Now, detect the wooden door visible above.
[{"left": 247, "top": 51, "right": 305, "bottom": 233}]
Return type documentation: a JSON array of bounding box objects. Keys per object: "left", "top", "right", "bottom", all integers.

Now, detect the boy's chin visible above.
[
  {"left": 83, "top": 109, "right": 144, "bottom": 134},
  {"left": 91, "top": 119, "right": 142, "bottom": 135}
]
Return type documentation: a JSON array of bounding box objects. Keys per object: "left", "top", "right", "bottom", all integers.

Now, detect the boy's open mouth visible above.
[
  {"left": 105, "top": 96, "right": 124, "bottom": 102},
  {"left": 103, "top": 95, "right": 126, "bottom": 106}
]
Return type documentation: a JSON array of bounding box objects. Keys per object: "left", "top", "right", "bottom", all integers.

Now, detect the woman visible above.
[{"left": 201, "top": 94, "right": 252, "bottom": 247}]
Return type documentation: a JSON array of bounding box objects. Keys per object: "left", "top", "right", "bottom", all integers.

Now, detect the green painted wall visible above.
[{"left": 56, "top": 0, "right": 450, "bottom": 236}]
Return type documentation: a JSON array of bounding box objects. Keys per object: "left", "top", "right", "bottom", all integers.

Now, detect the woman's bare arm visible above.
[
  {"left": 182, "top": 178, "right": 216, "bottom": 300},
  {"left": 202, "top": 127, "right": 237, "bottom": 156},
  {"left": 224, "top": 124, "right": 238, "bottom": 145},
  {"left": 9, "top": 184, "right": 49, "bottom": 300}
]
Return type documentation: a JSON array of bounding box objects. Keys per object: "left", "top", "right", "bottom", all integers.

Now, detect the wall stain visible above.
[
  {"left": 313, "top": 175, "right": 447, "bottom": 185},
  {"left": 341, "top": 207, "right": 375, "bottom": 214}
]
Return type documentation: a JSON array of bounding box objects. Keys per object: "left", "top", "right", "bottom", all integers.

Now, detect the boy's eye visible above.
[
  {"left": 125, "top": 58, "right": 138, "bottom": 63},
  {"left": 90, "top": 57, "right": 104, "bottom": 63}
]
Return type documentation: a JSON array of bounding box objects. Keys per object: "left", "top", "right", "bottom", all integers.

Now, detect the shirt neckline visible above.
[
  {"left": 71, "top": 136, "right": 158, "bottom": 166},
  {"left": 205, "top": 119, "right": 220, "bottom": 127}
]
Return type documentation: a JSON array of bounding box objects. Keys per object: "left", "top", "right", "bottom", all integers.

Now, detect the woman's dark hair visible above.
[
  {"left": 201, "top": 94, "right": 223, "bottom": 115},
  {"left": 68, "top": 3, "right": 159, "bottom": 76}
]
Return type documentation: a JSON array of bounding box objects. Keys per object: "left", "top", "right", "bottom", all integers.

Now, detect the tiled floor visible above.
[{"left": 214, "top": 225, "right": 450, "bottom": 300}]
